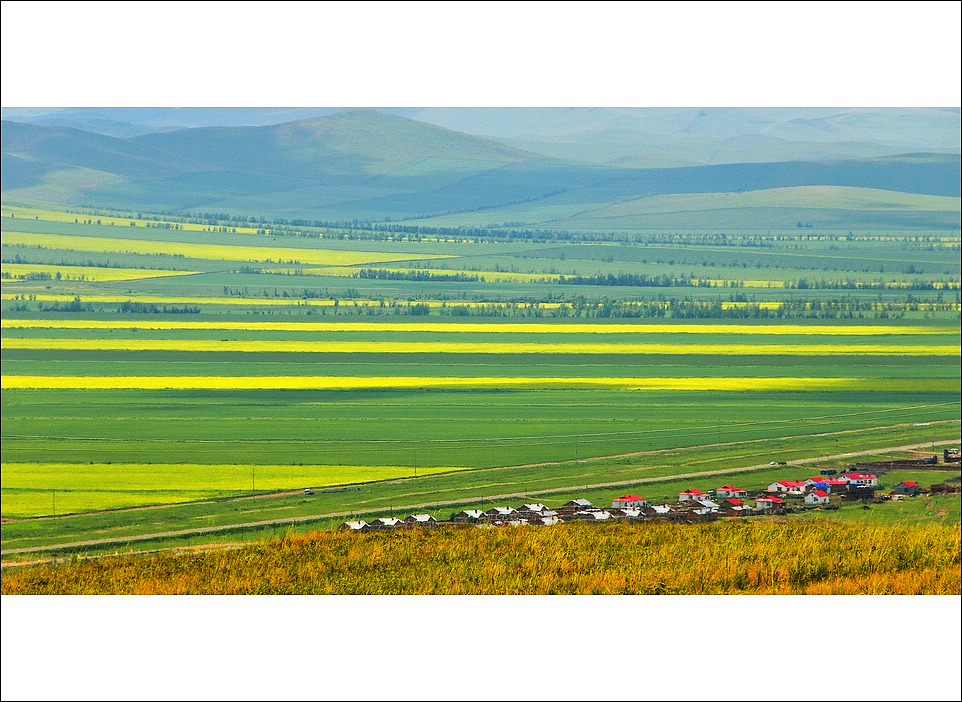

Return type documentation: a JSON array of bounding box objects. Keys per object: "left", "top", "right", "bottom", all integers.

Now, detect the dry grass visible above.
[{"left": 3, "top": 521, "right": 958, "bottom": 595}]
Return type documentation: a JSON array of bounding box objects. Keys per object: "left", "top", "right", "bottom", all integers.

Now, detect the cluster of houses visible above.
[{"left": 338, "top": 468, "right": 948, "bottom": 532}]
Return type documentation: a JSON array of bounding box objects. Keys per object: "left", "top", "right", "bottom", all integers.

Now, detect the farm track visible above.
[{"left": 2, "top": 438, "right": 958, "bottom": 562}]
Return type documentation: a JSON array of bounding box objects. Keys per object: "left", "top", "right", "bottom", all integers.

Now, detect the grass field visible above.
[
  {"left": 3, "top": 520, "right": 958, "bottom": 595},
  {"left": 2, "top": 202, "right": 959, "bottom": 559}
]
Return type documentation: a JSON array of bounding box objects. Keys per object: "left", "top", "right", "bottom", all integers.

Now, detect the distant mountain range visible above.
[{"left": 2, "top": 108, "right": 959, "bottom": 228}]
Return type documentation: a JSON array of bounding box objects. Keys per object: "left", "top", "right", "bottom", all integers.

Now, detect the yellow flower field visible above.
[
  {"left": 1, "top": 231, "right": 451, "bottom": 267},
  {"left": 0, "top": 375, "right": 899, "bottom": 391},
  {"left": 2, "top": 319, "right": 950, "bottom": 335},
  {"left": 2, "top": 204, "right": 264, "bottom": 234},
  {"left": 3, "top": 338, "right": 957, "bottom": 356},
  {"left": 1, "top": 462, "right": 469, "bottom": 517},
  {"left": 1, "top": 263, "right": 200, "bottom": 282}
]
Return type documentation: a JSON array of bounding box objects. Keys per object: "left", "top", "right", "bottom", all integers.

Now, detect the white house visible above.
[
  {"left": 804, "top": 490, "right": 830, "bottom": 505},
  {"left": 679, "top": 488, "right": 709, "bottom": 502},
  {"left": 612, "top": 494, "right": 647, "bottom": 509},
  {"left": 843, "top": 473, "right": 877, "bottom": 487},
  {"left": 715, "top": 485, "right": 748, "bottom": 499},
  {"left": 755, "top": 496, "right": 786, "bottom": 510},
  {"left": 767, "top": 480, "right": 806, "bottom": 495}
]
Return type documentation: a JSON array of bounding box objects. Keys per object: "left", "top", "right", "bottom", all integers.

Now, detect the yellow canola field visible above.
[
  {"left": 4, "top": 338, "right": 957, "bottom": 356},
  {"left": 2, "top": 319, "right": 953, "bottom": 336},
  {"left": 1, "top": 263, "right": 200, "bottom": 282},
  {"left": 272, "top": 266, "right": 562, "bottom": 283},
  {"left": 1, "top": 231, "right": 451, "bottom": 267},
  {"left": 2, "top": 204, "right": 263, "bottom": 234},
  {"left": 0, "top": 375, "right": 882, "bottom": 391}
]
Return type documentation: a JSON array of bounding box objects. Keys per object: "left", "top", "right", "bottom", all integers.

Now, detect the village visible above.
[{"left": 339, "top": 448, "right": 962, "bottom": 532}]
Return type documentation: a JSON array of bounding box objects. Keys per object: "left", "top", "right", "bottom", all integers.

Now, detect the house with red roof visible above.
[
  {"left": 716, "top": 485, "right": 748, "bottom": 499},
  {"left": 805, "top": 489, "right": 830, "bottom": 505},
  {"left": 893, "top": 481, "right": 922, "bottom": 497},
  {"left": 611, "top": 494, "right": 647, "bottom": 509},
  {"left": 719, "top": 498, "right": 752, "bottom": 514},
  {"left": 805, "top": 476, "right": 848, "bottom": 493},
  {"left": 754, "top": 495, "right": 786, "bottom": 510},
  {"left": 767, "top": 480, "right": 807, "bottom": 495},
  {"left": 679, "top": 488, "right": 709, "bottom": 502},
  {"left": 843, "top": 473, "right": 877, "bottom": 487}
]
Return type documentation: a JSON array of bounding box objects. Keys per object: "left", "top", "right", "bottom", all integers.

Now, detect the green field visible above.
[{"left": 2, "top": 202, "right": 959, "bottom": 555}]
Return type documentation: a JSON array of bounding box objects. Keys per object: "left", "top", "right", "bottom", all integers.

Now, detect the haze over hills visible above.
[{"left": 1, "top": 108, "right": 959, "bottom": 229}]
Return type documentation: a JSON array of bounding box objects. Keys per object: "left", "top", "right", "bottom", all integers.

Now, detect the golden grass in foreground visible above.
[
  {"left": 4, "top": 338, "right": 957, "bottom": 356},
  {"left": 2, "top": 319, "right": 951, "bottom": 335},
  {"left": 0, "top": 376, "right": 875, "bottom": 391},
  {"left": 3, "top": 522, "right": 958, "bottom": 594},
  {"left": 1, "top": 263, "right": 199, "bottom": 282}
]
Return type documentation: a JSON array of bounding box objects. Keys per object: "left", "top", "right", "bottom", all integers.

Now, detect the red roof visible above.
[
  {"left": 844, "top": 473, "right": 876, "bottom": 480},
  {"left": 724, "top": 498, "right": 744, "bottom": 506},
  {"left": 776, "top": 480, "right": 806, "bottom": 488},
  {"left": 822, "top": 478, "right": 848, "bottom": 485},
  {"left": 901, "top": 481, "right": 919, "bottom": 487},
  {"left": 680, "top": 488, "right": 707, "bottom": 495},
  {"left": 812, "top": 490, "right": 829, "bottom": 497},
  {"left": 758, "top": 496, "right": 785, "bottom": 504},
  {"left": 719, "top": 485, "right": 744, "bottom": 491},
  {"left": 614, "top": 494, "right": 645, "bottom": 502}
]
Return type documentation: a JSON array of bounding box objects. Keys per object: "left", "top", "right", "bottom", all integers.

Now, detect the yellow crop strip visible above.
[
  {"left": 2, "top": 319, "right": 954, "bottom": 335},
  {"left": 2, "top": 204, "right": 264, "bottom": 234},
  {"left": 1, "top": 263, "right": 200, "bottom": 282},
  {"left": 4, "top": 338, "right": 957, "bottom": 356},
  {"left": 0, "top": 376, "right": 881, "bottom": 391},
  {"left": 1, "top": 231, "right": 452, "bottom": 267}
]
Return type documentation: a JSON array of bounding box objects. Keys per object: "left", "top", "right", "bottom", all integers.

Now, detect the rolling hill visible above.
[{"left": 2, "top": 109, "right": 959, "bottom": 228}]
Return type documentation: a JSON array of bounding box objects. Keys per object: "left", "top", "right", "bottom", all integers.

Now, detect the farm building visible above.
[
  {"left": 806, "top": 476, "right": 848, "bottom": 492},
  {"left": 520, "top": 503, "right": 549, "bottom": 514},
  {"left": 451, "top": 509, "right": 485, "bottom": 522},
  {"left": 611, "top": 494, "right": 647, "bottom": 508},
  {"left": 755, "top": 496, "right": 785, "bottom": 510},
  {"left": 369, "top": 517, "right": 402, "bottom": 530},
  {"left": 610, "top": 507, "right": 644, "bottom": 519},
  {"left": 339, "top": 520, "right": 369, "bottom": 532},
  {"left": 403, "top": 514, "right": 438, "bottom": 526},
  {"left": 484, "top": 506, "right": 520, "bottom": 521},
  {"left": 715, "top": 485, "right": 747, "bottom": 499},
  {"left": 805, "top": 490, "right": 830, "bottom": 505},
  {"left": 944, "top": 448, "right": 961, "bottom": 463},
  {"left": 678, "top": 488, "right": 709, "bottom": 502},
  {"left": 843, "top": 473, "right": 877, "bottom": 487},
  {"left": 893, "top": 481, "right": 922, "bottom": 497},
  {"left": 560, "top": 499, "right": 593, "bottom": 511},
  {"left": 688, "top": 499, "right": 720, "bottom": 515},
  {"left": 645, "top": 504, "right": 675, "bottom": 516},
  {"left": 720, "top": 498, "right": 752, "bottom": 513},
  {"left": 570, "top": 510, "right": 612, "bottom": 522},
  {"left": 768, "top": 480, "right": 806, "bottom": 495}
]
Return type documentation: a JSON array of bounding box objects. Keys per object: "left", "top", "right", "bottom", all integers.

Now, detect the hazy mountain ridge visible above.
[{"left": 2, "top": 109, "right": 959, "bottom": 227}]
